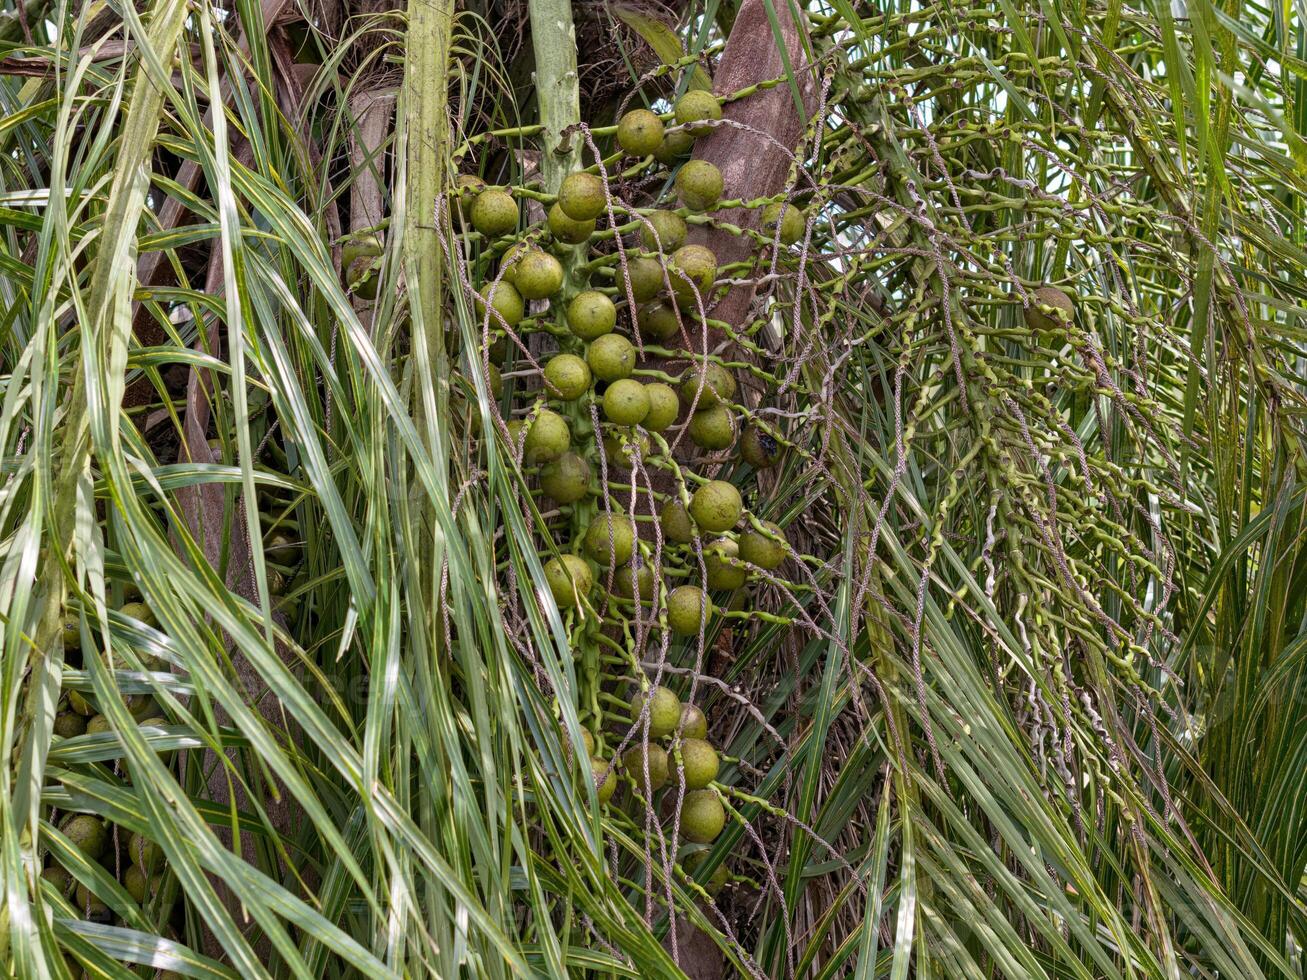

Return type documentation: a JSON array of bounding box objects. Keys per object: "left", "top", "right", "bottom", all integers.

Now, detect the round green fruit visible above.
[
  {"left": 676, "top": 160, "right": 724, "bottom": 212},
  {"left": 613, "top": 561, "right": 655, "bottom": 601},
  {"left": 578, "top": 728, "right": 595, "bottom": 757},
  {"left": 641, "top": 211, "right": 687, "bottom": 253},
  {"left": 477, "top": 280, "right": 525, "bottom": 327},
  {"left": 470, "top": 189, "right": 519, "bottom": 238},
  {"left": 684, "top": 849, "right": 729, "bottom": 896},
  {"left": 53, "top": 712, "right": 86, "bottom": 738},
  {"left": 637, "top": 301, "right": 681, "bottom": 342},
  {"left": 688, "top": 404, "right": 735, "bottom": 450},
  {"left": 667, "top": 585, "right": 711, "bottom": 636},
  {"left": 669, "top": 245, "right": 717, "bottom": 308},
  {"left": 123, "top": 863, "right": 159, "bottom": 905},
  {"left": 622, "top": 743, "right": 670, "bottom": 793},
  {"left": 590, "top": 757, "right": 617, "bottom": 805},
  {"left": 60, "top": 614, "right": 81, "bottom": 651},
  {"left": 499, "top": 240, "right": 530, "bottom": 285},
  {"left": 1023, "top": 284, "right": 1075, "bottom": 334},
  {"left": 680, "top": 362, "right": 736, "bottom": 408},
  {"left": 623, "top": 256, "right": 665, "bottom": 302},
  {"left": 539, "top": 452, "right": 591, "bottom": 503},
  {"left": 86, "top": 715, "right": 110, "bottom": 735},
  {"left": 41, "top": 864, "right": 73, "bottom": 897},
  {"left": 544, "top": 555, "right": 592, "bottom": 608},
  {"left": 654, "top": 127, "right": 695, "bottom": 164},
  {"left": 453, "top": 173, "right": 485, "bottom": 219},
  {"left": 642, "top": 383, "right": 680, "bottom": 432},
  {"left": 119, "top": 601, "right": 155, "bottom": 627},
  {"left": 514, "top": 250, "right": 565, "bottom": 300},
  {"left": 524, "top": 410, "right": 571, "bottom": 463},
  {"left": 679, "top": 703, "right": 708, "bottom": 739},
  {"left": 674, "top": 738, "right": 720, "bottom": 790},
  {"left": 740, "top": 424, "right": 782, "bottom": 469},
  {"left": 632, "top": 685, "right": 682, "bottom": 740},
  {"left": 343, "top": 234, "right": 382, "bottom": 299},
  {"left": 690, "top": 481, "right": 742, "bottom": 533},
  {"left": 548, "top": 202, "right": 596, "bottom": 244},
  {"left": 558, "top": 172, "right": 607, "bottom": 222},
  {"left": 587, "top": 334, "right": 636, "bottom": 382},
  {"left": 681, "top": 789, "right": 726, "bottom": 843},
  {"left": 603, "top": 379, "right": 650, "bottom": 426},
  {"left": 603, "top": 428, "right": 651, "bottom": 469},
  {"left": 617, "top": 108, "right": 665, "bottom": 157},
  {"left": 584, "top": 513, "right": 636, "bottom": 566},
  {"left": 543, "top": 353, "right": 592, "bottom": 401},
  {"left": 126, "top": 832, "right": 164, "bottom": 872},
  {"left": 67, "top": 690, "right": 94, "bottom": 716},
  {"left": 762, "top": 201, "right": 806, "bottom": 245},
  {"left": 674, "top": 90, "right": 722, "bottom": 136},
  {"left": 739, "top": 521, "right": 787, "bottom": 570},
  {"left": 704, "top": 538, "right": 746, "bottom": 590},
  {"left": 566, "top": 291, "right": 617, "bottom": 340},
  {"left": 60, "top": 814, "right": 107, "bottom": 860},
  {"left": 659, "top": 499, "right": 696, "bottom": 544}
]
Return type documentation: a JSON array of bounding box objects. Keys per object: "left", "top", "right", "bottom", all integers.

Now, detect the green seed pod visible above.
[
  {"left": 119, "top": 601, "right": 156, "bottom": 627},
  {"left": 631, "top": 685, "right": 681, "bottom": 739},
  {"left": 603, "top": 378, "right": 651, "bottom": 426},
  {"left": 675, "top": 160, "right": 724, "bottom": 212},
  {"left": 674, "top": 737, "right": 720, "bottom": 789},
  {"left": 622, "top": 256, "right": 665, "bottom": 302},
  {"left": 544, "top": 554, "right": 592, "bottom": 608},
  {"left": 738, "top": 521, "right": 787, "bottom": 570},
  {"left": 690, "top": 480, "right": 742, "bottom": 533},
  {"left": 681, "top": 789, "right": 726, "bottom": 843},
  {"left": 514, "top": 250, "right": 565, "bottom": 300},
  {"left": 674, "top": 90, "right": 722, "bottom": 135},
  {"left": 642, "top": 383, "right": 680, "bottom": 432},
  {"left": 617, "top": 108, "right": 665, "bottom": 157},
  {"left": 475, "top": 282, "right": 525, "bottom": 331},
  {"left": 640, "top": 210, "right": 687, "bottom": 253},
  {"left": 470, "top": 189, "right": 519, "bottom": 237},
  {"left": 584, "top": 514, "right": 636, "bottom": 566},
  {"left": 587, "top": 334, "right": 637, "bottom": 382},
  {"left": 688, "top": 404, "right": 735, "bottom": 450},
  {"left": 623, "top": 742, "right": 670, "bottom": 793},
  {"left": 613, "top": 560, "right": 655, "bottom": 601},
  {"left": 762, "top": 201, "right": 806, "bottom": 245},
  {"left": 637, "top": 301, "right": 681, "bottom": 342},
  {"left": 669, "top": 245, "right": 717, "bottom": 309},
  {"left": 739, "top": 424, "right": 782, "bottom": 469},
  {"left": 123, "top": 863, "right": 159, "bottom": 905},
  {"left": 558, "top": 172, "right": 607, "bottom": 222},
  {"left": 704, "top": 538, "right": 747, "bottom": 590},
  {"left": 659, "top": 498, "right": 696, "bottom": 544},
  {"left": 680, "top": 362, "right": 736, "bottom": 408},
  {"left": 53, "top": 712, "right": 87, "bottom": 738},
  {"left": 603, "top": 428, "right": 651, "bottom": 469},
  {"left": 679, "top": 703, "right": 709, "bottom": 739},
  {"left": 666, "top": 585, "right": 711, "bottom": 636},
  {"left": 566, "top": 290, "right": 618, "bottom": 340},
  {"left": 683, "top": 849, "right": 729, "bottom": 896},
  {"left": 590, "top": 756, "right": 617, "bottom": 804},
  {"left": 539, "top": 452, "right": 592, "bottom": 503},
  {"left": 524, "top": 410, "right": 571, "bottom": 463},
  {"left": 548, "top": 202, "right": 596, "bottom": 245},
  {"left": 1023, "top": 284, "right": 1075, "bottom": 334},
  {"left": 653, "top": 127, "right": 695, "bottom": 164},
  {"left": 543, "top": 353, "right": 592, "bottom": 401},
  {"left": 59, "top": 814, "right": 107, "bottom": 860},
  {"left": 126, "top": 832, "right": 164, "bottom": 872}
]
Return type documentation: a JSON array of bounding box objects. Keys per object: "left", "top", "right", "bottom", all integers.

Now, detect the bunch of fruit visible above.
[{"left": 442, "top": 86, "right": 811, "bottom": 908}]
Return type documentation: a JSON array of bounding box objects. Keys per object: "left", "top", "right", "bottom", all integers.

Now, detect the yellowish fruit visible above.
[
  {"left": 637, "top": 301, "right": 681, "bottom": 342},
  {"left": 543, "top": 353, "right": 592, "bottom": 401},
  {"left": 676, "top": 160, "right": 724, "bottom": 212},
  {"left": 679, "top": 703, "right": 708, "bottom": 739},
  {"left": 688, "top": 404, "right": 735, "bottom": 450},
  {"left": 590, "top": 756, "right": 618, "bottom": 804},
  {"left": 524, "top": 410, "right": 571, "bottom": 463},
  {"left": 566, "top": 291, "right": 617, "bottom": 340},
  {"left": 681, "top": 789, "right": 726, "bottom": 843},
  {"left": 631, "top": 685, "right": 682, "bottom": 739},
  {"left": 617, "top": 108, "right": 665, "bottom": 156},
  {"left": 674, "top": 737, "right": 719, "bottom": 789},
  {"left": 640, "top": 211, "right": 687, "bottom": 253},
  {"left": 584, "top": 514, "right": 637, "bottom": 566},
  {"left": 558, "top": 172, "right": 608, "bottom": 222},
  {"left": 654, "top": 127, "right": 695, "bottom": 164},
  {"left": 666, "top": 585, "right": 711, "bottom": 636},
  {"left": 690, "top": 481, "right": 742, "bottom": 533},
  {"left": 738, "top": 521, "right": 787, "bottom": 570},
  {"left": 669, "top": 245, "right": 717, "bottom": 309},
  {"left": 603, "top": 379, "right": 651, "bottom": 426},
  {"left": 740, "top": 424, "right": 782, "bottom": 469},
  {"left": 544, "top": 555, "right": 592, "bottom": 608},
  {"left": 547, "top": 202, "right": 596, "bottom": 244},
  {"left": 539, "top": 452, "right": 591, "bottom": 503},
  {"left": 674, "top": 90, "right": 722, "bottom": 136},
  {"left": 704, "top": 538, "right": 746, "bottom": 590},
  {"left": 622, "top": 256, "right": 664, "bottom": 302},
  {"left": 762, "top": 201, "right": 806, "bottom": 244},
  {"left": 587, "top": 334, "right": 637, "bottom": 382},
  {"left": 622, "top": 743, "right": 670, "bottom": 793},
  {"left": 659, "top": 499, "right": 696, "bottom": 544},
  {"left": 470, "top": 189, "right": 519, "bottom": 237},
  {"left": 514, "top": 251, "right": 565, "bottom": 300},
  {"left": 642, "top": 383, "right": 680, "bottom": 432}
]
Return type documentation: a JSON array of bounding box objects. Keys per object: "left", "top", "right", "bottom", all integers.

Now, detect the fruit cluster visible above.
[{"left": 443, "top": 87, "right": 810, "bottom": 905}]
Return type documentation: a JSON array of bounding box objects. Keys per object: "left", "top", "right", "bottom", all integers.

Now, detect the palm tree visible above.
[{"left": 1, "top": 0, "right": 1305, "bottom": 975}]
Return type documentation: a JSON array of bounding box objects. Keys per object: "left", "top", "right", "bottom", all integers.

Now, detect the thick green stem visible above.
[{"left": 528, "top": 0, "right": 581, "bottom": 192}]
